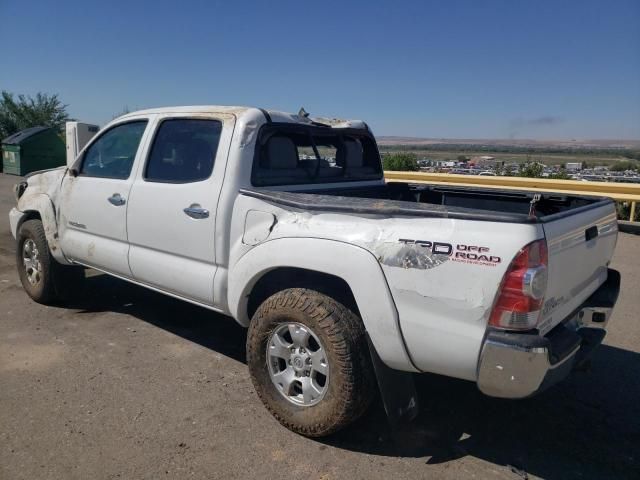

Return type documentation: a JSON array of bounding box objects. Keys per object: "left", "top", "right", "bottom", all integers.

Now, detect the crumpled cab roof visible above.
[{"left": 117, "top": 105, "right": 367, "bottom": 130}]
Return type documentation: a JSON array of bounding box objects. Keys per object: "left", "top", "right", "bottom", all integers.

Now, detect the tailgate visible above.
[{"left": 537, "top": 202, "right": 618, "bottom": 335}]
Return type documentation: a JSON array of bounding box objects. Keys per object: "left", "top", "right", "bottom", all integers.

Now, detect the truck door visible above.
[
  {"left": 126, "top": 114, "right": 234, "bottom": 305},
  {"left": 58, "top": 119, "right": 151, "bottom": 276}
]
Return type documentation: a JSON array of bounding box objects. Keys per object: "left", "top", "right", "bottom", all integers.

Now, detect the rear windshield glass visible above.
[{"left": 251, "top": 124, "right": 383, "bottom": 186}]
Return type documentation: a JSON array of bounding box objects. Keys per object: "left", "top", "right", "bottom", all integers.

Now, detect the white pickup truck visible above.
[{"left": 9, "top": 106, "right": 620, "bottom": 437}]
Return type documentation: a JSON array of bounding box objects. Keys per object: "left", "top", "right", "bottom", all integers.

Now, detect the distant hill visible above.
[{"left": 376, "top": 136, "right": 640, "bottom": 150}]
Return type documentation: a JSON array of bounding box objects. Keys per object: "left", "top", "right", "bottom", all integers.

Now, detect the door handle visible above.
[
  {"left": 585, "top": 225, "right": 599, "bottom": 242},
  {"left": 183, "top": 203, "right": 209, "bottom": 219},
  {"left": 108, "top": 193, "right": 126, "bottom": 206}
]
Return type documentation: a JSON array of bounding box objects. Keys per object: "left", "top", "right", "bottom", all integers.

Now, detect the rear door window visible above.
[{"left": 145, "top": 119, "right": 222, "bottom": 183}]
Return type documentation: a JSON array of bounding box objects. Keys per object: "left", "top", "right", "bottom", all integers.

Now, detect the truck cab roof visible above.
[{"left": 118, "top": 105, "right": 368, "bottom": 130}]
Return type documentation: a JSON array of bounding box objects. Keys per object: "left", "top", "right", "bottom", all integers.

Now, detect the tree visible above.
[
  {"left": 457, "top": 155, "right": 469, "bottom": 163},
  {"left": 610, "top": 160, "right": 638, "bottom": 172},
  {"left": 519, "top": 162, "right": 544, "bottom": 178},
  {"left": 0, "top": 91, "right": 70, "bottom": 139},
  {"left": 503, "top": 164, "right": 515, "bottom": 176},
  {"left": 382, "top": 153, "right": 419, "bottom": 171}
]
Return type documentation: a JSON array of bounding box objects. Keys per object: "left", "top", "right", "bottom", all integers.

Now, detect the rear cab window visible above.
[{"left": 251, "top": 124, "right": 383, "bottom": 187}]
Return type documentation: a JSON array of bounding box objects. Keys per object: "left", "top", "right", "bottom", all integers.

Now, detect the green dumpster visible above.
[{"left": 2, "top": 126, "right": 66, "bottom": 176}]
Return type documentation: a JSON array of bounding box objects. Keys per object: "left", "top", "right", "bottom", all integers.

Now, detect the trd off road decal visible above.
[
  {"left": 398, "top": 239, "right": 502, "bottom": 267},
  {"left": 451, "top": 243, "right": 502, "bottom": 266}
]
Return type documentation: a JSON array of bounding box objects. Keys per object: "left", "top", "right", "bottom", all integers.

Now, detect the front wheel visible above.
[
  {"left": 246, "top": 288, "right": 374, "bottom": 437},
  {"left": 16, "top": 219, "right": 84, "bottom": 305}
]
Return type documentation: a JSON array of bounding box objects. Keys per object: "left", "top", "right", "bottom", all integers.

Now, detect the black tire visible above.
[
  {"left": 16, "top": 219, "right": 84, "bottom": 305},
  {"left": 247, "top": 288, "right": 375, "bottom": 437}
]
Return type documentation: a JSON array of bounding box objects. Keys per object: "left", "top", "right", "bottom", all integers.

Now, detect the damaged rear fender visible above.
[{"left": 227, "top": 237, "right": 417, "bottom": 372}]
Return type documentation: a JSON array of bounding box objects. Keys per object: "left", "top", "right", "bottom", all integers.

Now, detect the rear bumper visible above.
[{"left": 477, "top": 268, "right": 620, "bottom": 399}]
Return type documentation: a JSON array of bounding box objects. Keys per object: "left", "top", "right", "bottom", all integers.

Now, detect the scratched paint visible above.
[
  {"left": 15, "top": 167, "right": 67, "bottom": 260},
  {"left": 271, "top": 209, "right": 451, "bottom": 270},
  {"left": 373, "top": 242, "right": 450, "bottom": 269}
]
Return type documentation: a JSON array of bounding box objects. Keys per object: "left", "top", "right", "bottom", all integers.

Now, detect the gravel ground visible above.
[{"left": 0, "top": 172, "right": 638, "bottom": 480}]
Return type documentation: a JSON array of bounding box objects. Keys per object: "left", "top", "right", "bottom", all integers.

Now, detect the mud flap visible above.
[{"left": 367, "top": 335, "right": 419, "bottom": 427}]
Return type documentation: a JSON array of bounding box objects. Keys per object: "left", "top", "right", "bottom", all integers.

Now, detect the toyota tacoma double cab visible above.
[{"left": 9, "top": 106, "right": 620, "bottom": 437}]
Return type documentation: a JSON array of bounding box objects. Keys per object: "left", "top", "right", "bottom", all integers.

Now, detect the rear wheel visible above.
[
  {"left": 247, "top": 288, "right": 374, "bottom": 437},
  {"left": 16, "top": 219, "right": 84, "bottom": 305}
]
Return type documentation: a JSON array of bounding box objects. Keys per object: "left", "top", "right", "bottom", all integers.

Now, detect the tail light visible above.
[{"left": 489, "top": 239, "right": 548, "bottom": 330}]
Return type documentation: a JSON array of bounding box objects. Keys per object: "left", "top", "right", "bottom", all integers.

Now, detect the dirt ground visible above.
[{"left": 0, "top": 172, "right": 638, "bottom": 479}]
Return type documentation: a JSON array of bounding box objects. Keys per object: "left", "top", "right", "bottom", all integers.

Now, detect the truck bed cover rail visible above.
[{"left": 239, "top": 188, "right": 612, "bottom": 224}]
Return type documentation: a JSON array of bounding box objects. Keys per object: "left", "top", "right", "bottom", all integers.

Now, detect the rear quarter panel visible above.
[
  {"left": 228, "top": 192, "right": 543, "bottom": 380},
  {"left": 377, "top": 218, "right": 542, "bottom": 380}
]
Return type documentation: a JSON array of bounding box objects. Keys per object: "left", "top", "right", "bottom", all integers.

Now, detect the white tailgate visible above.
[{"left": 538, "top": 203, "right": 618, "bottom": 334}]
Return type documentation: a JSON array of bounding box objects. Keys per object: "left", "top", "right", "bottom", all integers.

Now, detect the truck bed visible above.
[
  {"left": 242, "top": 180, "right": 618, "bottom": 339},
  {"left": 241, "top": 182, "right": 613, "bottom": 223}
]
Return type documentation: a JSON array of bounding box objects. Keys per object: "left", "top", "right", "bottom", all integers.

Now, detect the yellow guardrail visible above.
[{"left": 384, "top": 171, "right": 640, "bottom": 221}]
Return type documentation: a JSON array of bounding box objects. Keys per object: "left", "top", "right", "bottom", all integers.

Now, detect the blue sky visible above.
[{"left": 2, "top": 0, "right": 639, "bottom": 139}]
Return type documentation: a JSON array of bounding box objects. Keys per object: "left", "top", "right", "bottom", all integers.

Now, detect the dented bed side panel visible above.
[
  {"left": 228, "top": 234, "right": 417, "bottom": 372},
  {"left": 381, "top": 220, "right": 542, "bottom": 380},
  {"left": 229, "top": 192, "right": 543, "bottom": 378}
]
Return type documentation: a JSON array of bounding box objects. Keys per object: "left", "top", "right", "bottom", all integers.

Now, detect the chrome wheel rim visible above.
[
  {"left": 22, "top": 239, "right": 42, "bottom": 286},
  {"left": 266, "top": 322, "right": 330, "bottom": 407}
]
